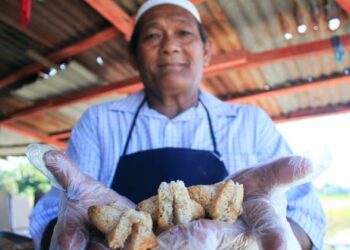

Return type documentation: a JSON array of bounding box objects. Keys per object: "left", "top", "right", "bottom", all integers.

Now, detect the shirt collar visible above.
[{"left": 108, "top": 89, "right": 238, "bottom": 119}]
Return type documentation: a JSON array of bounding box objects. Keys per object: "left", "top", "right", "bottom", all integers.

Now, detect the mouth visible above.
[{"left": 158, "top": 63, "right": 187, "bottom": 70}]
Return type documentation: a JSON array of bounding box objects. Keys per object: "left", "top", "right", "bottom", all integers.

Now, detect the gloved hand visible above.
[
  {"left": 230, "top": 156, "right": 316, "bottom": 250},
  {"left": 156, "top": 156, "right": 320, "bottom": 250},
  {"left": 27, "top": 144, "right": 135, "bottom": 250}
]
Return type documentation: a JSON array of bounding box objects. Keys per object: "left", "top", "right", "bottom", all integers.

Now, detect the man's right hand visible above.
[{"left": 32, "top": 146, "right": 135, "bottom": 250}]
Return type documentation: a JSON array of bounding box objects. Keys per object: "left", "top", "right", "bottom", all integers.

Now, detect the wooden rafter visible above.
[
  {"left": 3, "top": 123, "right": 66, "bottom": 149},
  {"left": 336, "top": 0, "right": 350, "bottom": 15},
  {"left": 0, "top": 27, "right": 120, "bottom": 91},
  {"left": 274, "top": 103, "right": 350, "bottom": 123},
  {"left": 207, "top": 34, "right": 350, "bottom": 76},
  {"left": 0, "top": 77, "right": 141, "bottom": 124},
  {"left": 84, "top": 0, "right": 204, "bottom": 40},
  {"left": 50, "top": 131, "right": 71, "bottom": 140},
  {"left": 85, "top": 0, "right": 134, "bottom": 40},
  {"left": 228, "top": 75, "right": 350, "bottom": 104}
]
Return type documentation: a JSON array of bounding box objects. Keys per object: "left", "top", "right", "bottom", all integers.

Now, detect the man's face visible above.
[{"left": 132, "top": 5, "right": 211, "bottom": 96}]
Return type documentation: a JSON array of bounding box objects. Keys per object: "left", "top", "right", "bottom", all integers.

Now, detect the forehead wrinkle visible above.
[{"left": 142, "top": 16, "right": 195, "bottom": 30}]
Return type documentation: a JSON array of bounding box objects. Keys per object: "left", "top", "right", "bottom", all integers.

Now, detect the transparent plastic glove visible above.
[
  {"left": 26, "top": 144, "right": 135, "bottom": 250},
  {"left": 230, "top": 155, "right": 328, "bottom": 250},
  {"left": 155, "top": 219, "right": 256, "bottom": 250}
]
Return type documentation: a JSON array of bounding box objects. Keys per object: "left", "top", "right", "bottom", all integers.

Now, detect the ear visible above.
[
  {"left": 203, "top": 39, "right": 212, "bottom": 67},
  {"left": 128, "top": 51, "right": 138, "bottom": 70}
]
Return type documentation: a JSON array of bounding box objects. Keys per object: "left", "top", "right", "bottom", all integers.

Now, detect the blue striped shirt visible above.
[{"left": 30, "top": 90, "right": 326, "bottom": 249}]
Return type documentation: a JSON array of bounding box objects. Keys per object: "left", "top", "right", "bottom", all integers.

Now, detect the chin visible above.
[
  {"left": 162, "top": 81, "right": 196, "bottom": 94},
  {"left": 160, "top": 75, "right": 196, "bottom": 89}
]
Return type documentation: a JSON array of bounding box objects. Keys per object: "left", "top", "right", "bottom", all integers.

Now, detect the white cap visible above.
[{"left": 135, "top": 0, "right": 201, "bottom": 24}]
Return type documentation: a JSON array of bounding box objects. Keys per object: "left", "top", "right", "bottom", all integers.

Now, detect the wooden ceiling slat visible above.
[
  {"left": 0, "top": 77, "right": 141, "bottom": 124},
  {"left": 205, "top": 33, "right": 350, "bottom": 77},
  {"left": 274, "top": 103, "right": 350, "bottom": 123},
  {"left": 2, "top": 123, "right": 66, "bottom": 149},
  {"left": 229, "top": 75, "right": 350, "bottom": 104},
  {"left": 336, "top": 0, "right": 350, "bottom": 15},
  {"left": 85, "top": 0, "right": 134, "bottom": 40},
  {"left": 243, "top": 34, "right": 350, "bottom": 69}
]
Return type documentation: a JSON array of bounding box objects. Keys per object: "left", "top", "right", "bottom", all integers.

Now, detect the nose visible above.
[{"left": 161, "top": 35, "right": 180, "bottom": 55}]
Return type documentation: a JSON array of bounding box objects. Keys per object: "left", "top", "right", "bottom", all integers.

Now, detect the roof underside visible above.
[{"left": 1, "top": 0, "right": 350, "bottom": 157}]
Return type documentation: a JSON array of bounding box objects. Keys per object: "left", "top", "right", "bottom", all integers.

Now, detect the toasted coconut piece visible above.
[
  {"left": 171, "top": 181, "right": 205, "bottom": 225},
  {"left": 125, "top": 211, "right": 158, "bottom": 250},
  {"left": 157, "top": 182, "right": 174, "bottom": 232},
  {"left": 187, "top": 183, "right": 221, "bottom": 211},
  {"left": 107, "top": 209, "right": 157, "bottom": 250},
  {"left": 136, "top": 195, "right": 158, "bottom": 223},
  {"left": 88, "top": 205, "right": 123, "bottom": 234},
  {"left": 208, "top": 180, "right": 244, "bottom": 222}
]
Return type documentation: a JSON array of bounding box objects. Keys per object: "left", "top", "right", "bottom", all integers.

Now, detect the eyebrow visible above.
[{"left": 142, "top": 17, "right": 193, "bottom": 30}]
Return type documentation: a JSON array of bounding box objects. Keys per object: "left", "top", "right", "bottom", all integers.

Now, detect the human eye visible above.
[
  {"left": 178, "top": 29, "right": 192, "bottom": 37},
  {"left": 143, "top": 32, "right": 161, "bottom": 41}
]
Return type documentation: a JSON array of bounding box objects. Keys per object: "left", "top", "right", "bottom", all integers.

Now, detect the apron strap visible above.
[
  {"left": 198, "top": 98, "right": 221, "bottom": 157},
  {"left": 122, "top": 97, "right": 146, "bottom": 156},
  {"left": 122, "top": 95, "right": 221, "bottom": 157}
]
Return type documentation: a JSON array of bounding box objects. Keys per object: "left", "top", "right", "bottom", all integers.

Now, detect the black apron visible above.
[{"left": 111, "top": 98, "right": 228, "bottom": 204}]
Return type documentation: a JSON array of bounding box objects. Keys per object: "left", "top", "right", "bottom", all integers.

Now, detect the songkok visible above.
[{"left": 135, "top": 0, "right": 201, "bottom": 24}]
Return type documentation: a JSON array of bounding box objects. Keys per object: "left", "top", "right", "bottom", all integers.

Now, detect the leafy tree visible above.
[{"left": 0, "top": 160, "right": 51, "bottom": 197}]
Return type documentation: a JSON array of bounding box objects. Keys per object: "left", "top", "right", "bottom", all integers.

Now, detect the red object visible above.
[{"left": 20, "top": 0, "right": 31, "bottom": 27}]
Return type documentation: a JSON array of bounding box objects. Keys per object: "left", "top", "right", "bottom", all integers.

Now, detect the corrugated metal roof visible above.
[
  {"left": 75, "top": 37, "right": 138, "bottom": 83},
  {"left": 0, "top": 128, "right": 38, "bottom": 157},
  {"left": 11, "top": 61, "right": 104, "bottom": 102}
]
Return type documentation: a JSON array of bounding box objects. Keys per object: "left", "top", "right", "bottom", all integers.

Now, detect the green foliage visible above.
[
  {"left": 320, "top": 195, "right": 350, "bottom": 240},
  {"left": 0, "top": 161, "right": 51, "bottom": 197}
]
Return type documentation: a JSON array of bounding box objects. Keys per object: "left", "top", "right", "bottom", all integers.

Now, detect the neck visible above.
[{"left": 145, "top": 89, "right": 200, "bottom": 118}]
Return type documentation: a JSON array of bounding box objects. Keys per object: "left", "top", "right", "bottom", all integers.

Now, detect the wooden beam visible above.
[
  {"left": 191, "top": 0, "right": 206, "bottom": 3},
  {"left": 85, "top": 0, "right": 134, "bottom": 40},
  {"left": 205, "top": 50, "right": 247, "bottom": 75},
  {"left": 2, "top": 123, "right": 66, "bottom": 149},
  {"left": 206, "top": 33, "right": 350, "bottom": 77},
  {"left": 336, "top": 0, "right": 350, "bottom": 15},
  {"left": 0, "top": 77, "right": 142, "bottom": 124},
  {"left": 0, "top": 27, "right": 119, "bottom": 91},
  {"left": 50, "top": 131, "right": 71, "bottom": 140},
  {"left": 84, "top": 0, "right": 203, "bottom": 39},
  {"left": 229, "top": 75, "right": 350, "bottom": 104},
  {"left": 273, "top": 103, "right": 350, "bottom": 123}
]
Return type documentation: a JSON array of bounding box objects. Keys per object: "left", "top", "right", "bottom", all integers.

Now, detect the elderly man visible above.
[{"left": 29, "top": 0, "right": 326, "bottom": 249}]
